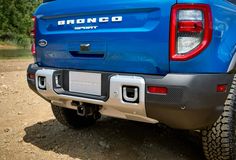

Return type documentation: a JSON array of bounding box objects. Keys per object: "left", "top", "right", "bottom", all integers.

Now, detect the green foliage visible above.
[
  {"left": 0, "top": 0, "right": 42, "bottom": 47},
  {"left": 16, "top": 35, "right": 31, "bottom": 48}
]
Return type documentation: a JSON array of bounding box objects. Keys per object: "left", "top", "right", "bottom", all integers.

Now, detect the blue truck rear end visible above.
[{"left": 27, "top": 1, "right": 236, "bottom": 159}]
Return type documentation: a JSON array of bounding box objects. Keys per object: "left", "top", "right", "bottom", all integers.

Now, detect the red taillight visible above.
[
  {"left": 147, "top": 86, "right": 168, "bottom": 95},
  {"left": 31, "top": 42, "right": 36, "bottom": 55},
  {"left": 217, "top": 84, "right": 227, "bottom": 93},
  {"left": 178, "top": 21, "right": 203, "bottom": 33},
  {"left": 31, "top": 16, "right": 36, "bottom": 38},
  {"left": 31, "top": 16, "right": 36, "bottom": 55},
  {"left": 170, "top": 4, "right": 212, "bottom": 61}
]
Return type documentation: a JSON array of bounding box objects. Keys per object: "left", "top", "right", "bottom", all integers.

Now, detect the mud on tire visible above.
[
  {"left": 202, "top": 76, "right": 236, "bottom": 160},
  {"left": 51, "top": 105, "right": 96, "bottom": 129}
]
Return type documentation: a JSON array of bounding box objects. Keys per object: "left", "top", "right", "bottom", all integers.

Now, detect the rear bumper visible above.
[{"left": 27, "top": 64, "right": 234, "bottom": 130}]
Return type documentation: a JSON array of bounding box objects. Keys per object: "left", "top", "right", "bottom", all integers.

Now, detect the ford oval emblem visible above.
[{"left": 38, "top": 39, "right": 47, "bottom": 47}]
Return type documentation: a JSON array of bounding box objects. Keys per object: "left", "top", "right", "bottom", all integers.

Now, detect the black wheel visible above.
[
  {"left": 51, "top": 105, "right": 96, "bottom": 129},
  {"left": 202, "top": 77, "right": 236, "bottom": 160}
]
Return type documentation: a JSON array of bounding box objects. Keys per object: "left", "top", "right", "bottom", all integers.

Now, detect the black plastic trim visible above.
[
  {"left": 43, "top": 0, "right": 55, "bottom": 3},
  {"left": 227, "top": 0, "right": 236, "bottom": 5},
  {"left": 145, "top": 74, "right": 234, "bottom": 130},
  {"left": 227, "top": 51, "right": 236, "bottom": 73},
  {"left": 52, "top": 70, "right": 111, "bottom": 101}
]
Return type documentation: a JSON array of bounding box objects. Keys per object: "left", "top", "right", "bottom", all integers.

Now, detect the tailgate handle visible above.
[
  {"left": 80, "top": 43, "right": 91, "bottom": 52},
  {"left": 69, "top": 51, "right": 104, "bottom": 58}
]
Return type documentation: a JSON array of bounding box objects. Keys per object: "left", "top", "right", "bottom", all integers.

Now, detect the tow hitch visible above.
[{"left": 72, "top": 101, "right": 101, "bottom": 119}]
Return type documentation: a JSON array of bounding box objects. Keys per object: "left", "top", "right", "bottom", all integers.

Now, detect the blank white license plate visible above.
[{"left": 69, "top": 71, "right": 101, "bottom": 96}]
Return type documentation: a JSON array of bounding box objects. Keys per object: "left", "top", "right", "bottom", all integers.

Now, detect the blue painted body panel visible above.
[{"left": 34, "top": 0, "right": 236, "bottom": 75}]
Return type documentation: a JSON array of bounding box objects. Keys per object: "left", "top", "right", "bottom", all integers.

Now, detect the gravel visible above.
[{"left": 0, "top": 59, "right": 205, "bottom": 160}]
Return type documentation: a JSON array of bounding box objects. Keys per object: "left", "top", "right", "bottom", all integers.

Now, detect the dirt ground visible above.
[
  {"left": 0, "top": 44, "right": 21, "bottom": 50},
  {"left": 0, "top": 59, "right": 205, "bottom": 160}
]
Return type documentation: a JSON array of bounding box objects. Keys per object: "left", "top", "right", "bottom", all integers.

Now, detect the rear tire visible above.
[
  {"left": 51, "top": 105, "right": 96, "bottom": 129},
  {"left": 201, "top": 77, "right": 236, "bottom": 160}
]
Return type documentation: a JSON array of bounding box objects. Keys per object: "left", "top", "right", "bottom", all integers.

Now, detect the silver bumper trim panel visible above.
[{"left": 35, "top": 69, "right": 158, "bottom": 124}]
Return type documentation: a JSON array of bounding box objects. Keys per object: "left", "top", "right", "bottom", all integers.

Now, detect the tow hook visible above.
[
  {"left": 72, "top": 101, "right": 101, "bottom": 119},
  {"left": 38, "top": 76, "right": 46, "bottom": 90},
  {"left": 122, "top": 86, "right": 139, "bottom": 103}
]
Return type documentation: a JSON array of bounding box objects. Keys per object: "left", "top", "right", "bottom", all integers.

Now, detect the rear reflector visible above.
[
  {"left": 217, "top": 84, "right": 227, "bottom": 93},
  {"left": 147, "top": 86, "right": 168, "bottom": 94},
  {"left": 28, "top": 73, "right": 35, "bottom": 80}
]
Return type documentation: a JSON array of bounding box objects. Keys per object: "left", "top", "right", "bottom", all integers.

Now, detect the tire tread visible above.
[
  {"left": 202, "top": 77, "right": 236, "bottom": 160},
  {"left": 51, "top": 105, "right": 96, "bottom": 129}
]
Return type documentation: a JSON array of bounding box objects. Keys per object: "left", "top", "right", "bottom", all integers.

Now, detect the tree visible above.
[{"left": 0, "top": 0, "right": 42, "bottom": 46}]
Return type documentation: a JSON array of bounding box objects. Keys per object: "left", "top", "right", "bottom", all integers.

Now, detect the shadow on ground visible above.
[{"left": 23, "top": 117, "right": 205, "bottom": 160}]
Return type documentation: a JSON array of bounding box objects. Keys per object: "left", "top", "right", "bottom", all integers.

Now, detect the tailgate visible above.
[{"left": 35, "top": 0, "right": 176, "bottom": 75}]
